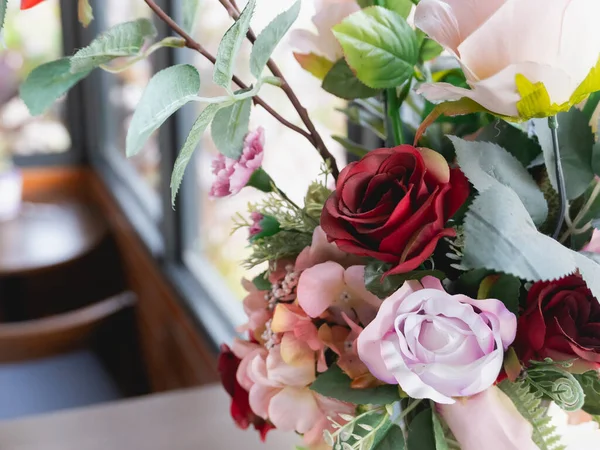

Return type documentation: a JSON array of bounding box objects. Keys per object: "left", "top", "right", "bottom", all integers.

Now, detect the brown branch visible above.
[
  {"left": 142, "top": 0, "right": 312, "bottom": 142},
  {"left": 218, "top": 0, "right": 340, "bottom": 179}
]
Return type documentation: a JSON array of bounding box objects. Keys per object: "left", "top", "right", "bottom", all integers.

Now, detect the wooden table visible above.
[
  {"left": 0, "top": 385, "right": 300, "bottom": 450},
  {"left": 0, "top": 201, "right": 106, "bottom": 276}
]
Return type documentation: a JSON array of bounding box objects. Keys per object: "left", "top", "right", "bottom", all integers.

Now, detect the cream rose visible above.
[{"left": 414, "top": 0, "right": 600, "bottom": 119}]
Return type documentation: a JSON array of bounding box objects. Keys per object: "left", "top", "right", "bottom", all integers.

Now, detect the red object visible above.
[
  {"left": 218, "top": 344, "right": 274, "bottom": 441},
  {"left": 515, "top": 275, "right": 600, "bottom": 368},
  {"left": 321, "top": 145, "right": 469, "bottom": 276},
  {"left": 21, "top": 0, "right": 46, "bottom": 10}
]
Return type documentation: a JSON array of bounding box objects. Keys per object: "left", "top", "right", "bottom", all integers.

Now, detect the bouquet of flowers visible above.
[{"left": 13, "top": 0, "right": 600, "bottom": 448}]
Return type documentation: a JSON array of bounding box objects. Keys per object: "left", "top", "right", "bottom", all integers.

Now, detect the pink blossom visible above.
[
  {"left": 249, "top": 212, "right": 264, "bottom": 238},
  {"left": 438, "top": 386, "right": 537, "bottom": 450},
  {"left": 210, "top": 128, "right": 265, "bottom": 198},
  {"left": 232, "top": 340, "right": 353, "bottom": 447},
  {"left": 238, "top": 278, "right": 272, "bottom": 339},
  {"left": 583, "top": 229, "right": 600, "bottom": 253},
  {"left": 357, "top": 276, "right": 517, "bottom": 404},
  {"left": 295, "top": 226, "right": 363, "bottom": 272},
  {"left": 297, "top": 262, "right": 381, "bottom": 326}
]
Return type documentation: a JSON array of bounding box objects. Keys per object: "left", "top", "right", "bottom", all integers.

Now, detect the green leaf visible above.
[
  {"left": 214, "top": 0, "right": 256, "bottom": 88},
  {"left": 476, "top": 120, "right": 542, "bottom": 167},
  {"left": 374, "top": 424, "right": 406, "bottom": 450},
  {"left": 182, "top": 0, "right": 201, "bottom": 34},
  {"left": 171, "top": 103, "right": 222, "bottom": 204},
  {"left": 19, "top": 58, "right": 92, "bottom": 116},
  {"left": 322, "top": 58, "right": 381, "bottom": 100},
  {"left": 333, "top": 6, "right": 418, "bottom": 89},
  {"left": 407, "top": 409, "right": 436, "bottom": 450},
  {"left": 250, "top": 0, "right": 300, "bottom": 78},
  {"left": 592, "top": 141, "right": 600, "bottom": 177},
  {"left": 463, "top": 183, "right": 600, "bottom": 299},
  {"left": 1, "top": 0, "right": 8, "bottom": 33},
  {"left": 419, "top": 38, "right": 443, "bottom": 62},
  {"left": 127, "top": 64, "right": 200, "bottom": 157},
  {"left": 365, "top": 261, "right": 445, "bottom": 299},
  {"left": 576, "top": 371, "right": 600, "bottom": 415},
  {"left": 70, "top": 18, "right": 157, "bottom": 73},
  {"left": 379, "top": 0, "right": 413, "bottom": 18},
  {"left": 486, "top": 274, "right": 521, "bottom": 316},
  {"left": 332, "top": 135, "right": 369, "bottom": 159},
  {"left": 451, "top": 136, "right": 548, "bottom": 226},
  {"left": 252, "top": 271, "right": 271, "bottom": 291},
  {"left": 310, "top": 364, "right": 401, "bottom": 405},
  {"left": 211, "top": 96, "right": 252, "bottom": 159},
  {"left": 338, "top": 103, "right": 386, "bottom": 140},
  {"left": 432, "top": 411, "right": 449, "bottom": 450},
  {"left": 534, "top": 109, "right": 595, "bottom": 200}
]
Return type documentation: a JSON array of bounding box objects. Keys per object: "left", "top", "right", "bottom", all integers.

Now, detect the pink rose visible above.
[
  {"left": 210, "top": 127, "right": 265, "bottom": 198},
  {"left": 438, "top": 386, "right": 537, "bottom": 450},
  {"left": 357, "top": 276, "right": 517, "bottom": 404},
  {"left": 584, "top": 229, "right": 600, "bottom": 253}
]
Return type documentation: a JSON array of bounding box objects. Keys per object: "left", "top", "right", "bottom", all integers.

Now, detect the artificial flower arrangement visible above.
[{"left": 11, "top": 0, "right": 600, "bottom": 448}]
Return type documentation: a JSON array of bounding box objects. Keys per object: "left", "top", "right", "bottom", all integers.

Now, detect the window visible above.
[
  {"left": 180, "top": 0, "right": 347, "bottom": 323},
  {"left": 2, "top": 0, "right": 70, "bottom": 158}
]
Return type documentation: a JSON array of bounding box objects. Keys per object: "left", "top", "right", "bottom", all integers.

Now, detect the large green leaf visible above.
[
  {"left": 476, "top": 120, "right": 542, "bottom": 167},
  {"left": 182, "top": 0, "right": 201, "bottom": 34},
  {"left": 333, "top": 6, "right": 418, "bottom": 89},
  {"left": 322, "top": 58, "right": 380, "bottom": 100},
  {"left": 374, "top": 424, "right": 406, "bottom": 450},
  {"left": 451, "top": 136, "right": 548, "bottom": 226},
  {"left": 214, "top": 0, "right": 256, "bottom": 88},
  {"left": 126, "top": 64, "right": 200, "bottom": 157},
  {"left": 534, "top": 109, "right": 595, "bottom": 200},
  {"left": 486, "top": 274, "right": 521, "bottom": 316},
  {"left": 250, "top": 0, "right": 300, "bottom": 78},
  {"left": 171, "top": 103, "right": 223, "bottom": 204},
  {"left": 19, "top": 58, "right": 92, "bottom": 116},
  {"left": 70, "top": 18, "right": 157, "bottom": 73},
  {"left": 463, "top": 183, "right": 600, "bottom": 298},
  {"left": 407, "top": 409, "right": 436, "bottom": 450},
  {"left": 310, "top": 364, "right": 401, "bottom": 405},
  {"left": 211, "top": 96, "right": 252, "bottom": 159}
]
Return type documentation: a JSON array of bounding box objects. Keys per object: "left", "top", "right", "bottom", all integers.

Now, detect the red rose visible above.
[
  {"left": 218, "top": 344, "right": 274, "bottom": 440},
  {"left": 515, "top": 275, "right": 600, "bottom": 370},
  {"left": 321, "top": 145, "right": 469, "bottom": 275},
  {"left": 21, "top": 0, "right": 46, "bottom": 9}
]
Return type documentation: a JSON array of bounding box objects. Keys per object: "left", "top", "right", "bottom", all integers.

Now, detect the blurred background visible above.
[{"left": 0, "top": 0, "right": 348, "bottom": 448}]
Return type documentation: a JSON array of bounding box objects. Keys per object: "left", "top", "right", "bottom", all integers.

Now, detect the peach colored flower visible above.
[
  {"left": 238, "top": 278, "right": 271, "bottom": 339},
  {"left": 295, "top": 226, "right": 363, "bottom": 273}
]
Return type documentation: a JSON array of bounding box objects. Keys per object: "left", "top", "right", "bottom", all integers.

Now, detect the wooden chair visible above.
[{"left": 0, "top": 292, "right": 136, "bottom": 420}]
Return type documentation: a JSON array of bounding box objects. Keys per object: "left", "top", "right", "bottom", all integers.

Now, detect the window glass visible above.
[
  {"left": 185, "top": 0, "right": 347, "bottom": 301},
  {"left": 100, "top": 1, "right": 161, "bottom": 197},
  {"left": 1, "top": 0, "right": 70, "bottom": 157}
]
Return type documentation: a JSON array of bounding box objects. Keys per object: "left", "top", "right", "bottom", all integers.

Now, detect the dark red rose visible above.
[
  {"left": 218, "top": 344, "right": 274, "bottom": 440},
  {"left": 321, "top": 145, "right": 469, "bottom": 275},
  {"left": 515, "top": 275, "right": 600, "bottom": 370}
]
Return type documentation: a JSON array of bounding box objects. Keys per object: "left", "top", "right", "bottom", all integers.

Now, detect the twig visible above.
[
  {"left": 142, "top": 0, "right": 312, "bottom": 142},
  {"left": 218, "top": 0, "right": 340, "bottom": 179}
]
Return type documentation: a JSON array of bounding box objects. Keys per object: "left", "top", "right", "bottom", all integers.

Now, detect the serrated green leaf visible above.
[
  {"left": 171, "top": 103, "right": 222, "bottom": 204},
  {"left": 211, "top": 96, "right": 252, "bottom": 159},
  {"left": 70, "top": 18, "right": 157, "bottom": 73},
  {"left": 576, "top": 371, "right": 600, "bottom": 415},
  {"left": 463, "top": 183, "right": 600, "bottom": 299},
  {"left": 182, "top": 0, "right": 202, "bottom": 34},
  {"left": 127, "top": 64, "right": 200, "bottom": 157},
  {"left": 451, "top": 136, "right": 548, "bottom": 226},
  {"left": 476, "top": 120, "right": 542, "bottom": 167},
  {"left": 19, "top": 58, "right": 92, "bottom": 116},
  {"left": 323, "top": 58, "right": 380, "bottom": 100},
  {"left": 250, "top": 0, "right": 300, "bottom": 78},
  {"left": 310, "top": 364, "right": 401, "bottom": 405},
  {"left": 407, "top": 409, "right": 436, "bottom": 450},
  {"left": 333, "top": 6, "right": 418, "bottom": 89},
  {"left": 365, "top": 261, "right": 444, "bottom": 299},
  {"left": 214, "top": 0, "right": 255, "bottom": 88},
  {"left": 534, "top": 109, "right": 595, "bottom": 200}
]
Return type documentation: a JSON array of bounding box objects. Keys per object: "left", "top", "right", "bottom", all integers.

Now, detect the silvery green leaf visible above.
[
  {"left": 432, "top": 411, "right": 449, "bottom": 450},
  {"left": 71, "top": 18, "right": 157, "bottom": 73},
  {"left": 182, "top": 0, "right": 202, "bottom": 34},
  {"left": 171, "top": 103, "right": 222, "bottom": 204},
  {"left": 214, "top": 0, "right": 256, "bottom": 88},
  {"left": 126, "top": 64, "right": 200, "bottom": 157},
  {"left": 451, "top": 136, "right": 548, "bottom": 226},
  {"left": 462, "top": 184, "right": 577, "bottom": 282},
  {"left": 211, "top": 96, "right": 252, "bottom": 159},
  {"left": 250, "top": 0, "right": 300, "bottom": 78},
  {"left": 19, "top": 58, "right": 92, "bottom": 116},
  {"left": 534, "top": 109, "right": 595, "bottom": 200}
]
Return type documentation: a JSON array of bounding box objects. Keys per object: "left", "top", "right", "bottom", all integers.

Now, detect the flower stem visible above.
[
  {"left": 549, "top": 116, "right": 566, "bottom": 240},
  {"left": 386, "top": 88, "right": 403, "bottom": 146}
]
